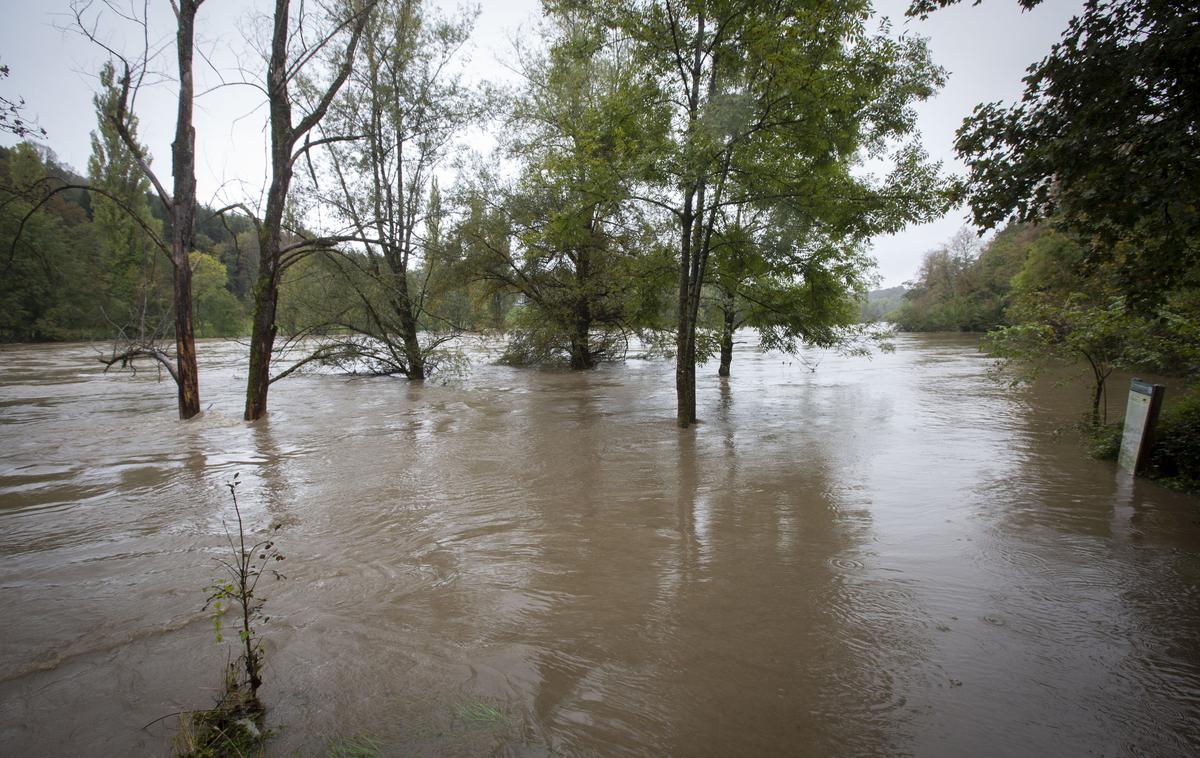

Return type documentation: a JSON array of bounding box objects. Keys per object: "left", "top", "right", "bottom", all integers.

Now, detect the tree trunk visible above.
[
  {"left": 244, "top": 226, "right": 285, "bottom": 421},
  {"left": 1084, "top": 353, "right": 1107, "bottom": 428},
  {"left": 245, "top": 0, "right": 365, "bottom": 419},
  {"left": 676, "top": 199, "right": 697, "bottom": 428},
  {"left": 172, "top": 259, "right": 200, "bottom": 418},
  {"left": 675, "top": 12, "right": 706, "bottom": 429},
  {"left": 569, "top": 308, "right": 593, "bottom": 370},
  {"left": 718, "top": 287, "right": 735, "bottom": 378},
  {"left": 569, "top": 247, "right": 594, "bottom": 370},
  {"left": 245, "top": 1, "right": 293, "bottom": 421},
  {"left": 393, "top": 272, "right": 425, "bottom": 381},
  {"left": 170, "top": 1, "right": 201, "bottom": 420},
  {"left": 245, "top": 264, "right": 278, "bottom": 421},
  {"left": 1090, "top": 369, "right": 1110, "bottom": 428}
]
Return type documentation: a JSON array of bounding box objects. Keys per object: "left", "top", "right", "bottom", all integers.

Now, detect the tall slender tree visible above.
[
  {"left": 70, "top": 0, "right": 207, "bottom": 419},
  {"left": 88, "top": 62, "right": 168, "bottom": 338},
  {"left": 310, "top": 0, "right": 480, "bottom": 380},
  {"left": 244, "top": 0, "right": 371, "bottom": 420},
  {"left": 481, "top": 12, "right": 671, "bottom": 369}
]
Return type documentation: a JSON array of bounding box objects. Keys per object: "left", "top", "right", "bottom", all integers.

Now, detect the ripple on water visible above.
[{"left": 827, "top": 556, "right": 866, "bottom": 571}]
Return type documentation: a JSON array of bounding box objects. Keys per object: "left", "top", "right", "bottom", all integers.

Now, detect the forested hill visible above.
[
  {"left": 0, "top": 142, "right": 258, "bottom": 342},
  {"left": 860, "top": 286, "right": 906, "bottom": 323}
]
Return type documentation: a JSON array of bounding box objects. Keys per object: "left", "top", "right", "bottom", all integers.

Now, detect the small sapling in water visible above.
[{"left": 175, "top": 473, "right": 286, "bottom": 756}]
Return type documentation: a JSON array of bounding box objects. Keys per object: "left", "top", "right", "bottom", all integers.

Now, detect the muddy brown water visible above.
[{"left": 0, "top": 334, "right": 1198, "bottom": 757}]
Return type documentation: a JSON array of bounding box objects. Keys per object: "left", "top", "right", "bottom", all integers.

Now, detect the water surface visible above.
[{"left": 1, "top": 335, "right": 1197, "bottom": 756}]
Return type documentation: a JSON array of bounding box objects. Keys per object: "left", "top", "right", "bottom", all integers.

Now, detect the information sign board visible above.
[{"left": 1118, "top": 379, "right": 1165, "bottom": 473}]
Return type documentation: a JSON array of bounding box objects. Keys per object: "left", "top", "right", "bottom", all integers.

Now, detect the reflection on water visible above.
[{"left": 1, "top": 335, "right": 1198, "bottom": 756}]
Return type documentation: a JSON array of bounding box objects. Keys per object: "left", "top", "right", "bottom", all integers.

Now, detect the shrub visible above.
[
  {"left": 1088, "top": 421, "right": 1123, "bottom": 461},
  {"left": 1147, "top": 389, "right": 1200, "bottom": 490}
]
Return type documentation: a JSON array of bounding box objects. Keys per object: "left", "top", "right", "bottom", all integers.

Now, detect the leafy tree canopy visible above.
[{"left": 949, "top": 0, "right": 1200, "bottom": 301}]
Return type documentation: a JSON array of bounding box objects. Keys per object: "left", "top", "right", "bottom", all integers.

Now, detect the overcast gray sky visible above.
[{"left": 1, "top": 0, "right": 1083, "bottom": 287}]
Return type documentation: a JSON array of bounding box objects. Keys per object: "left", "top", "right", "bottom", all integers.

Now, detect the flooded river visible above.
[{"left": 1, "top": 335, "right": 1198, "bottom": 756}]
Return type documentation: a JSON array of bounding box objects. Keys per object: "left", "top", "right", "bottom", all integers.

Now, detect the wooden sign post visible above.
[{"left": 1118, "top": 379, "right": 1165, "bottom": 473}]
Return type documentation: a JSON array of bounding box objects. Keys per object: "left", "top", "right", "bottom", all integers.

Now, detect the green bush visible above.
[
  {"left": 1148, "top": 389, "right": 1200, "bottom": 490},
  {"left": 1088, "top": 422, "right": 1123, "bottom": 461}
]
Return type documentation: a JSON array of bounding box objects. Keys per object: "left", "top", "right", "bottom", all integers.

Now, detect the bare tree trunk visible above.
[
  {"left": 244, "top": 0, "right": 367, "bottom": 420},
  {"left": 155, "top": 3, "right": 202, "bottom": 418},
  {"left": 675, "top": 12, "right": 705, "bottom": 429},
  {"left": 171, "top": 4, "right": 202, "bottom": 419},
  {"left": 81, "top": 0, "right": 205, "bottom": 419},
  {"left": 245, "top": 260, "right": 279, "bottom": 421},
  {"left": 676, "top": 196, "right": 697, "bottom": 428},
  {"left": 245, "top": 1, "right": 293, "bottom": 421},
  {"left": 569, "top": 311, "right": 594, "bottom": 370}
]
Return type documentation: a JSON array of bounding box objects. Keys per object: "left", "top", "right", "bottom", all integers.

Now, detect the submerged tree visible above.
[
  {"left": 311, "top": 0, "right": 480, "bottom": 379},
  {"left": 585, "top": 0, "right": 950, "bottom": 426},
  {"left": 482, "top": 13, "right": 672, "bottom": 368},
  {"left": 708, "top": 203, "right": 886, "bottom": 378},
  {"left": 243, "top": 0, "right": 371, "bottom": 420},
  {"left": 69, "top": 0, "right": 207, "bottom": 419},
  {"left": 984, "top": 228, "right": 1168, "bottom": 426}
]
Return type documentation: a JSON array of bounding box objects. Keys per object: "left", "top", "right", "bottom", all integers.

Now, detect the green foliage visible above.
[
  {"left": 211, "top": 230, "right": 260, "bottom": 304},
  {"left": 454, "top": 702, "right": 505, "bottom": 724},
  {"left": 175, "top": 475, "right": 285, "bottom": 758},
  {"left": 174, "top": 684, "right": 268, "bottom": 758},
  {"left": 911, "top": 0, "right": 1200, "bottom": 452},
  {"left": 326, "top": 735, "right": 383, "bottom": 758},
  {"left": 0, "top": 67, "right": 254, "bottom": 347},
  {"left": 1088, "top": 421, "right": 1123, "bottom": 461},
  {"left": 190, "top": 252, "right": 245, "bottom": 337},
  {"left": 1147, "top": 389, "right": 1200, "bottom": 490},
  {"left": 891, "top": 225, "right": 1029, "bottom": 332},
  {"left": 597, "top": 0, "right": 954, "bottom": 418},
  {"left": 203, "top": 474, "right": 285, "bottom": 704},
  {"left": 0, "top": 143, "right": 105, "bottom": 341},
  {"left": 860, "top": 286, "right": 906, "bottom": 323},
  {"left": 88, "top": 62, "right": 170, "bottom": 334},
  {"left": 985, "top": 293, "right": 1156, "bottom": 425},
  {"left": 953, "top": 0, "right": 1200, "bottom": 305},
  {"left": 0, "top": 141, "right": 255, "bottom": 343},
  {"left": 479, "top": 13, "right": 673, "bottom": 368},
  {"left": 302, "top": 0, "right": 483, "bottom": 380},
  {"left": 709, "top": 209, "right": 880, "bottom": 357}
]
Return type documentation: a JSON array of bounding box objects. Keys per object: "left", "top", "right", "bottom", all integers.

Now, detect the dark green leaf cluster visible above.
[
  {"left": 954, "top": 0, "right": 1200, "bottom": 303},
  {"left": 1147, "top": 388, "right": 1200, "bottom": 490}
]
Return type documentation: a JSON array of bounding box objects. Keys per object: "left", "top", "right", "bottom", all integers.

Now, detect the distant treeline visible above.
[
  {"left": 0, "top": 143, "right": 521, "bottom": 344},
  {"left": 0, "top": 143, "right": 256, "bottom": 342},
  {"left": 883, "top": 224, "right": 1033, "bottom": 333}
]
